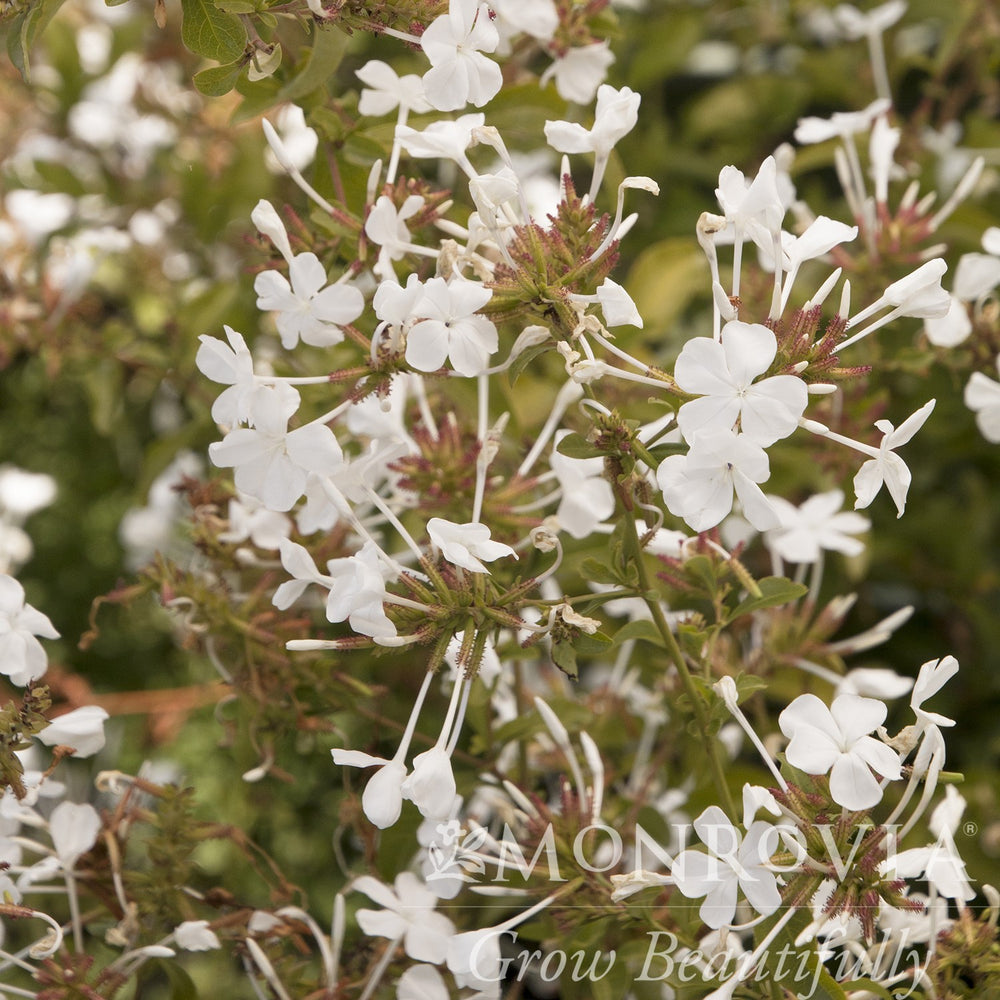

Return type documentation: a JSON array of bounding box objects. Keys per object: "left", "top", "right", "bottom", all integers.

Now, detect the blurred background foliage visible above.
[{"left": 2, "top": 0, "right": 1000, "bottom": 992}]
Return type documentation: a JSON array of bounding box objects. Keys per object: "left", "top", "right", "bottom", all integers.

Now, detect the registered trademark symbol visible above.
[{"left": 963, "top": 821, "right": 979, "bottom": 836}]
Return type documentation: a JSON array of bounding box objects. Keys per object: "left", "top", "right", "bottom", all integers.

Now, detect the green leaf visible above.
[
  {"left": 573, "top": 630, "right": 613, "bottom": 655},
  {"left": 551, "top": 637, "right": 579, "bottom": 679},
  {"left": 508, "top": 342, "right": 550, "bottom": 384},
  {"left": 579, "top": 557, "right": 621, "bottom": 587},
  {"left": 6, "top": 0, "right": 70, "bottom": 81},
  {"left": 727, "top": 576, "right": 808, "bottom": 621},
  {"left": 277, "top": 23, "right": 349, "bottom": 102},
  {"left": 193, "top": 58, "right": 246, "bottom": 96},
  {"left": 555, "top": 432, "right": 604, "bottom": 460},
  {"left": 180, "top": 0, "right": 247, "bottom": 62},
  {"left": 611, "top": 618, "right": 667, "bottom": 648},
  {"left": 145, "top": 959, "right": 199, "bottom": 1000}
]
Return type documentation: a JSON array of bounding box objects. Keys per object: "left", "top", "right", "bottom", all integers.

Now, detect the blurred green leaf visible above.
[
  {"left": 277, "top": 23, "right": 349, "bottom": 103},
  {"left": 5, "top": 0, "right": 69, "bottom": 80},
  {"left": 727, "top": 577, "right": 808, "bottom": 621}
]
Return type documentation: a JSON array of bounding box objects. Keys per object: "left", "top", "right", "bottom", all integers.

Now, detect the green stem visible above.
[{"left": 621, "top": 514, "right": 737, "bottom": 819}]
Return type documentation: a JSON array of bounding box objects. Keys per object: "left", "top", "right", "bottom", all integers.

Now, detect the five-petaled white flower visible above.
[
  {"left": 356, "top": 59, "right": 431, "bottom": 117},
  {"left": 427, "top": 517, "right": 517, "bottom": 574},
  {"left": 0, "top": 574, "right": 59, "bottom": 686},
  {"left": 208, "top": 383, "right": 343, "bottom": 512},
  {"left": 674, "top": 321, "right": 808, "bottom": 447},
  {"left": 852, "top": 399, "right": 935, "bottom": 517},
  {"left": 657, "top": 428, "right": 780, "bottom": 532},
  {"left": 354, "top": 872, "right": 456, "bottom": 963},
  {"left": 763, "top": 489, "right": 870, "bottom": 564},
  {"left": 254, "top": 252, "right": 364, "bottom": 350},
  {"left": 273, "top": 538, "right": 396, "bottom": 640},
  {"left": 539, "top": 41, "right": 614, "bottom": 105},
  {"left": 406, "top": 277, "right": 498, "bottom": 377},
  {"left": 419, "top": 0, "right": 502, "bottom": 112},
  {"left": 671, "top": 805, "right": 782, "bottom": 929},
  {"left": 779, "top": 693, "right": 901, "bottom": 810}
]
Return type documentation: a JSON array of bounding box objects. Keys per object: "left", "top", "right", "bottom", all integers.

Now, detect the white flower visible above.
[
  {"left": 671, "top": 806, "right": 782, "bottom": 929},
  {"left": 406, "top": 277, "right": 498, "bottom": 376},
  {"left": 852, "top": 399, "right": 935, "bottom": 517},
  {"left": 397, "top": 964, "right": 450, "bottom": 1000},
  {"left": 218, "top": 494, "right": 291, "bottom": 550},
  {"left": 49, "top": 801, "right": 102, "bottom": 870},
  {"left": 674, "top": 321, "right": 808, "bottom": 447},
  {"left": 401, "top": 746, "right": 458, "bottom": 821},
  {"left": 869, "top": 115, "right": 901, "bottom": 204},
  {"left": 964, "top": 359, "right": 1000, "bottom": 442},
  {"left": 714, "top": 156, "right": 784, "bottom": 245},
  {"left": 492, "top": 0, "right": 558, "bottom": 45},
  {"left": 273, "top": 539, "right": 396, "bottom": 640},
  {"left": 794, "top": 98, "right": 892, "bottom": 145},
  {"left": 0, "top": 575, "right": 59, "bottom": 686},
  {"left": 596, "top": 278, "right": 643, "bottom": 328},
  {"left": 35, "top": 705, "right": 109, "bottom": 758},
  {"left": 657, "top": 428, "right": 780, "bottom": 532},
  {"left": 331, "top": 748, "right": 408, "bottom": 828},
  {"left": 208, "top": 384, "right": 344, "bottom": 512},
  {"left": 354, "top": 872, "right": 455, "bottom": 963},
  {"left": 544, "top": 85, "right": 640, "bottom": 197},
  {"left": 778, "top": 216, "right": 857, "bottom": 310},
  {"left": 323, "top": 544, "right": 397, "bottom": 640},
  {"left": 364, "top": 194, "right": 426, "bottom": 281},
  {"left": 779, "top": 693, "right": 901, "bottom": 810},
  {"left": 910, "top": 655, "right": 958, "bottom": 730},
  {"left": 763, "top": 490, "right": 870, "bottom": 564},
  {"left": 0, "top": 467, "right": 57, "bottom": 520},
  {"left": 254, "top": 253, "right": 364, "bottom": 350},
  {"left": 174, "top": 920, "right": 221, "bottom": 951},
  {"left": 396, "top": 114, "right": 485, "bottom": 163},
  {"left": 356, "top": 60, "right": 431, "bottom": 116},
  {"left": 927, "top": 252, "right": 1000, "bottom": 346},
  {"left": 263, "top": 105, "right": 317, "bottom": 174},
  {"left": 427, "top": 518, "right": 517, "bottom": 574},
  {"left": 250, "top": 199, "right": 293, "bottom": 263},
  {"left": 420, "top": 0, "right": 502, "bottom": 112},
  {"left": 540, "top": 42, "right": 615, "bottom": 104},
  {"left": 196, "top": 326, "right": 260, "bottom": 427},
  {"left": 925, "top": 296, "right": 972, "bottom": 348},
  {"left": 888, "top": 787, "right": 975, "bottom": 902},
  {"left": 550, "top": 431, "right": 615, "bottom": 539},
  {"left": 848, "top": 261, "right": 950, "bottom": 340},
  {"left": 833, "top": 1, "right": 907, "bottom": 39},
  {"left": 881, "top": 258, "right": 951, "bottom": 318}
]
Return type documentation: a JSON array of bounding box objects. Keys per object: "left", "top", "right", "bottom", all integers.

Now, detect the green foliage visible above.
[{"left": 179, "top": 0, "right": 247, "bottom": 63}]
